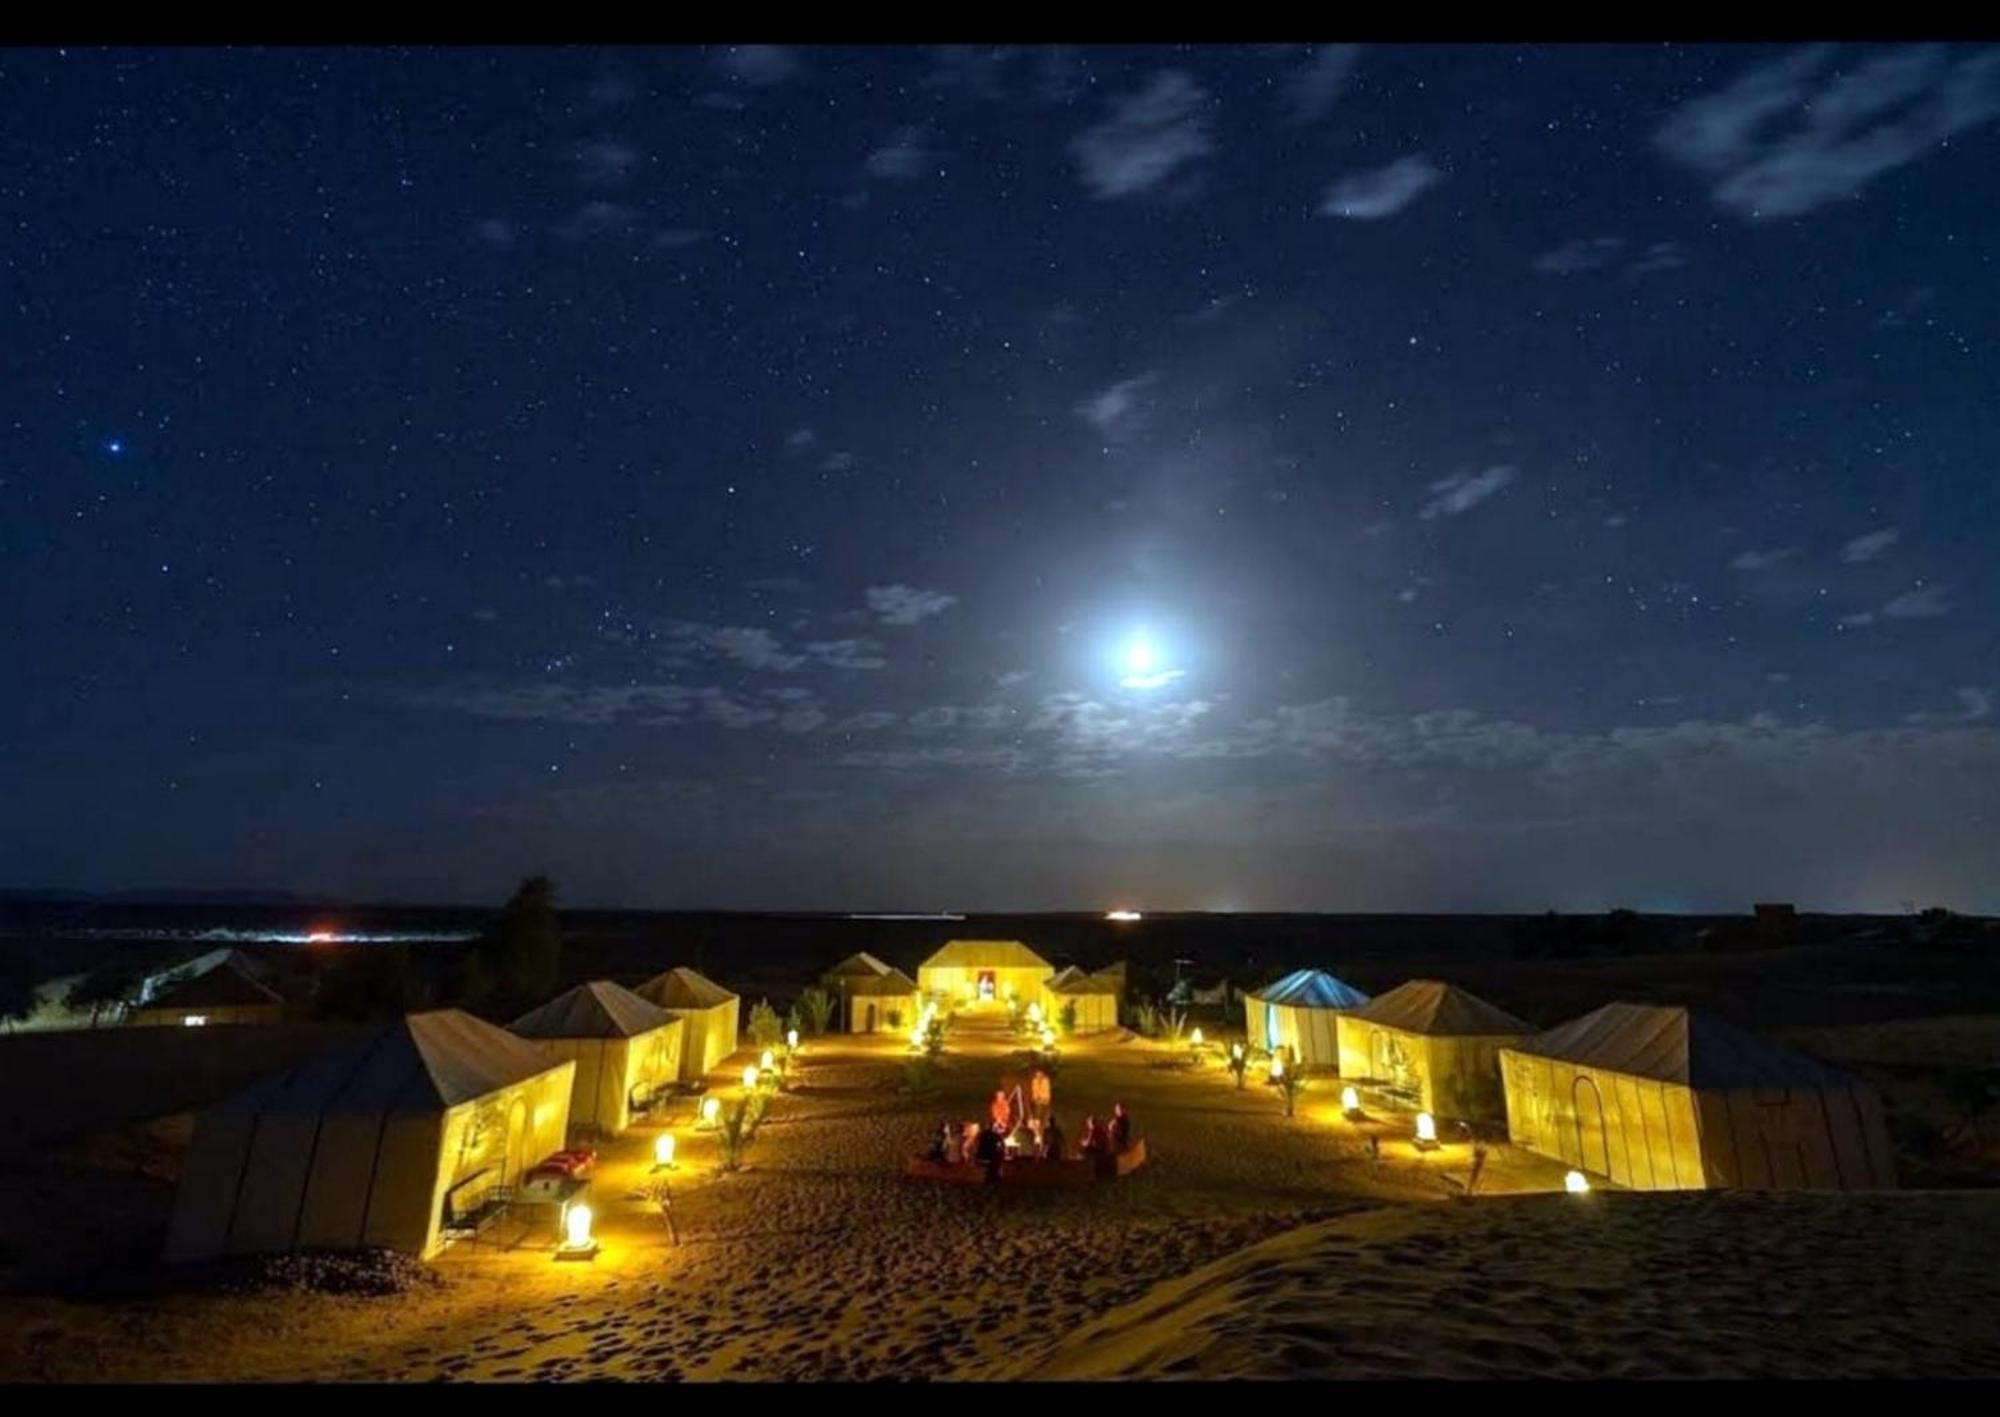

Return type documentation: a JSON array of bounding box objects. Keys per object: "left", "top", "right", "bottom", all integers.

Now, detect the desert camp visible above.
[
  {"left": 125, "top": 955, "right": 287, "bottom": 1029},
  {"left": 634, "top": 966, "right": 740, "bottom": 1081},
  {"left": 1498, "top": 1002, "right": 1899, "bottom": 1191},
  {"left": 509, "top": 981, "right": 684, "bottom": 1138},
  {"left": 164, "top": 1010, "right": 575, "bottom": 1262},
  {"left": 1335, "top": 979, "right": 1531, "bottom": 1123},
  {"left": 1245, "top": 967, "right": 1370, "bottom": 1068}
]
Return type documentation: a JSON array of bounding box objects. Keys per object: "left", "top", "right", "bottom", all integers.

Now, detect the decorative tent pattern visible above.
[{"left": 1499, "top": 1002, "right": 1897, "bottom": 1190}]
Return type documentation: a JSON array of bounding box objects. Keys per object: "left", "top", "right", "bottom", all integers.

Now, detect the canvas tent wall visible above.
[
  {"left": 1334, "top": 979, "right": 1530, "bottom": 1123},
  {"left": 166, "top": 1009, "right": 573, "bottom": 1262},
  {"left": 127, "top": 957, "right": 286, "bottom": 1028},
  {"left": 841, "top": 966, "right": 921, "bottom": 1033},
  {"left": 634, "top": 967, "right": 740, "bottom": 1081},
  {"left": 1244, "top": 969, "right": 1370, "bottom": 1069},
  {"left": 1042, "top": 967, "right": 1121, "bottom": 1032},
  {"left": 918, "top": 940, "right": 1053, "bottom": 1008},
  {"left": 509, "top": 981, "right": 684, "bottom": 1137},
  {"left": 1498, "top": 1002, "right": 1897, "bottom": 1191}
]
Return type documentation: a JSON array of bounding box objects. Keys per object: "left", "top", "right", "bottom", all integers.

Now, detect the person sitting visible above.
[
  {"left": 962, "top": 1120, "right": 982, "bottom": 1164},
  {"left": 975, "top": 1123, "right": 1004, "bottom": 1183},
  {"left": 1041, "top": 1115, "right": 1066, "bottom": 1161},
  {"left": 1080, "top": 1115, "right": 1105, "bottom": 1156},
  {"left": 942, "top": 1120, "right": 964, "bottom": 1165},
  {"left": 1109, "top": 1102, "right": 1132, "bottom": 1152}
]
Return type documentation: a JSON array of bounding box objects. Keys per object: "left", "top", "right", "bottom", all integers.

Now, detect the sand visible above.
[{"left": 2, "top": 1014, "right": 1997, "bottom": 1380}]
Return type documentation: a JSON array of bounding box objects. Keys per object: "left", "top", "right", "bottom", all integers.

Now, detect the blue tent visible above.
[{"left": 1247, "top": 969, "right": 1371, "bottom": 1066}]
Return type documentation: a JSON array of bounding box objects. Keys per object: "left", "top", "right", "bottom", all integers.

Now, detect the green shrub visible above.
[{"left": 747, "top": 998, "right": 783, "bottom": 1048}]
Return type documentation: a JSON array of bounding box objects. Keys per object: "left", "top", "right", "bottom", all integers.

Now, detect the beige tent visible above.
[
  {"left": 509, "top": 981, "right": 684, "bottom": 1138},
  {"left": 1244, "top": 969, "right": 1370, "bottom": 1068},
  {"left": 1499, "top": 1002, "right": 1897, "bottom": 1191},
  {"left": 918, "top": 939, "right": 1052, "bottom": 1008},
  {"left": 842, "top": 967, "right": 921, "bottom": 1033},
  {"left": 634, "top": 967, "right": 740, "bottom": 1081},
  {"left": 1335, "top": 979, "right": 1530, "bottom": 1123},
  {"left": 1042, "top": 966, "right": 1121, "bottom": 1032},
  {"left": 165, "top": 1010, "right": 574, "bottom": 1262},
  {"left": 127, "top": 956, "right": 285, "bottom": 1029}
]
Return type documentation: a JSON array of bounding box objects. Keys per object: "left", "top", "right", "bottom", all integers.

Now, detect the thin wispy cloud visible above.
[
  {"left": 866, "top": 585, "right": 957, "bottom": 626},
  {"left": 1841, "top": 526, "right": 1901, "bottom": 563},
  {"left": 1532, "top": 236, "right": 1689, "bottom": 278},
  {"left": 1419, "top": 466, "right": 1517, "bottom": 520},
  {"left": 1320, "top": 154, "right": 1441, "bottom": 219},
  {"left": 1076, "top": 371, "right": 1161, "bottom": 445},
  {"left": 1730, "top": 546, "right": 1799, "bottom": 571},
  {"left": 714, "top": 45, "right": 800, "bottom": 87},
  {"left": 1841, "top": 583, "right": 1953, "bottom": 627},
  {"left": 1280, "top": 45, "right": 1361, "bottom": 125},
  {"left": 586, "top": 76, "right": 636, "bottom": 109},
  {"left": 1655, "top": 44, "right": 2000, "bottom": 219},
  {"left": 472, "top": 218, "right": 517, "bottom": 249},
  {"left": 1071, "top": 70, "right": 1215, "bottom": 201},
  {"left": 1906, "top": 687, "right": 1992, "bottom": 725},
  {"left": 573, "top": 139, "right": 642, "bottom": 187},
  {"left": 553, "top": 201, "right": 640, "bottom": 242},
  {"left": 864, "top": 126, "right": 938, "bottom": 182}
]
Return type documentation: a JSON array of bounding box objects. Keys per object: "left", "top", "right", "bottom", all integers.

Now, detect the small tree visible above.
[
  {"left": 71, "top": 959, "right": 144, "bottom": 1027},
  {"left": 924, "top": 1015, "right": 946, "bottom": 1059},
  {"left": 885, "top": 1006, "right": 903, "bottom": 1031},
  {"left": 479, "top": 875, "right": 562, "bottom": 1006},
  {"left": 1278, "top": 1065, "right": 1304, "bottom": 1120},
  {"left": 717, "top": 1092, "right": 767, "bottom": 1172},
  {"left": 1164, "top": 1006, "right": 1189, "bottom": 1042},
  {"left": 748, "top": 998, "right": 783, "bottom": 1049},
  {"left": 799, "top": 986, "right": 835, "bottom": 1037},
  {"left": 1133, "top": 1000, "right": 1160, "bottom": 1039},
  {"left": 1059, "top": 999, "right": 1078, "bottom": 1036}
]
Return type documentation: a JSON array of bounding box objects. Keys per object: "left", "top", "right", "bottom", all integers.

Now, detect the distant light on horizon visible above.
[{"left": 1106, "top": 908, "right": 1143, "bottom": 922}]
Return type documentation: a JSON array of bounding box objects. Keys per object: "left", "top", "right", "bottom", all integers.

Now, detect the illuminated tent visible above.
[
  {"left": 166, "top": 1010, "right": 574, "bottom": 1262},
  {"left": 634, "top": 966, "right": 741, "bottom": 1081},
  {"left": 1042, "top": 967, "right": 1122, "bottom": 1032},
  {"left": 509, "top": 981, "right": 685, "bottom": 1137},
  {"left": 1499, "top": 1002, "right": 1898, "bottom": 1191},
  {"left": 918, "top": 939, "right": 1053, "bottom": 1008},
  {"left": 1335, "top": 979, "right": 1530, "bottom": 1123},
  {"left": 126, "top": 956, "right": 285, "bottom": 1028},
  {"left": 1245, "top": 969, "right": 1370, "bottom": 1068},
  {"left": 840, "top": 965, "right": 922, "bottom": 1033}
]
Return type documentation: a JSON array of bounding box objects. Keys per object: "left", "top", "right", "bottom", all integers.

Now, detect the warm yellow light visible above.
[
  {"left": 1341, "top": 1085, "right": 1360, "bottom": 1114},
  {"left": 182, "top": 1014, "right": 208, "bottom": 1027},
  {"left": 1269, "top": 1055, "right": 1285, "bottom": 1080},
  {"left": 786, "top": 1029, "right": 799, "bottom": 1051},
  {"left": 1106, "top": 909, "right": 1143, "bottom": 922},
  {"left": 1565, "top": 1169, "right": 1591, "bottom": 1194},
  {"left": 654, "top": 1133, "right": 676, "bottom": 1167},
  {"left": 700, "top": 1096, "right": 720, "bottom": 1126},
  {"left": 742, "top": 1064, "right": 760, "bottom": 1090},
  {"left": 1027, "top": 1001, "right": 1043, "bottom": 1023},
  {"left": 1190, "top": 1027, "right": 1205, "bottom": 1046},
  {"left": 562, "top": 1202, "right": 593, "bottom": 1249},
  {"left": 1415, "top": 1112, "right": 1437, "bottom": 1143},
  {"left": 1231, "top": 1042, "right": 1245, "bottom": 1060}
]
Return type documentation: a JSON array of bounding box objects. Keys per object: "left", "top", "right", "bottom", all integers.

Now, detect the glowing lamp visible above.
[
  {"left": 1413, "top": 1111, "right": 1440, "bottom": 1152},
  {"left": 1231, "top": 1042, "right": 1245, "bottom": 1061},
  {"left": 182, "top": 1014, "right": 209, "bottom": 1027},
  {"left": 1027, "top": 1002, "right": 1043, "bottom": 1023},
  {"left": 700, "top": 1096, "right": 721, "bottom": 1127},
  {"left": 760, "top": 1048, "right": 775, "bottom": 1072},
  {"left": 786, "top": 1029, "right": 799, "bottom": 1051},
  {"left": 562, "top": 1201, "right": 593, "bottom": 1249},
  {"left": 1190, "top": 1027, "right": 1205, "bottom": 1047},
  {"left": 1269, "top": 1055, "right": 1285, "bottom": 1080},
  {"left": 742, "top": 1064, "right": 760, "bottom": 1090},
  {"left": 1565, "top": 1170, "right": 1592, "bottom": 1194},
  {"left": 1341, "top": 1085, "right": 1361, "bottom": 1116},
  {"left": 654, "top": 1133, "right": 676, "bottom": 1168}
]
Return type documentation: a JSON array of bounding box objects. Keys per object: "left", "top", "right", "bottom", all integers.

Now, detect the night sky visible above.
[{"left": 5, "top": 44, "right": 1998, "bottom": 913}]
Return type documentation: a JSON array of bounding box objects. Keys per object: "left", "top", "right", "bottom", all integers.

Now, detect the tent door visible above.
[
  {"left": 1572, "top": 1076, "right": 1610, "bottom": 1179},
  {"left": 978, "top": 971, "right": 996, "bottom": 1000},
  {"left": 865, "top": 1003, "right": 877, "bottom": 1033}
]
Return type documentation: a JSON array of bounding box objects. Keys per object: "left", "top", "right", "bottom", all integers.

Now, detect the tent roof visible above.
[
  {"left": 1046, "top": 965, "right": 1085, "bottom": 987},
  {"left": 1509, "top": 1002, "right": 1855, "bottom": 1090},
  {"left": 921, "top": 939, "right": 1052, "bottom": 971},
  {"left": 823, "top": 951, "right": 895, "bottom": 980},
  {"left": 846, "top": 966, "right": 919, "bottom": 995},
  {"left": 143, "top": 957, "right": 283, "bottom": 1011},
  {"left": 635, "top": 966, "right": 738, "bottom": 1010},
  {"left": 213, "top": 1010, "right": 563, "bottom": 1120},
  {"left": 1350, "top": 979, "right": 1529, "bottom": 1037},
  {"left": 1250, "top": 968, "right": 1370, "bottom": 1010},
  {"left": 510, "top": 980, "right": 671, "bottom": 1039},
  {"left": 1048, "top": 969, "right": 1120, "bottom": 997}
]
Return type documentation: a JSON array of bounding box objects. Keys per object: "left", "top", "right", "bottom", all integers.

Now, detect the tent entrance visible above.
[
  {"left": 865, "top": 1003, "right": 877, "bottom": 1032},
  {"left": 977, "top": 971, "right": 996, "bottom": 1001},
  {"left": 1572, "top": 1076, "right": 1610, "bottom": 1178},
  {"left": 1266, "top": 1003, "right": 1281, "bottom": 1050}
]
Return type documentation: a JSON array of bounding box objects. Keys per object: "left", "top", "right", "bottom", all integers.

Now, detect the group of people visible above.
[{"left": 923, "top": 1078, "right": 1134, "bottom": 1182}]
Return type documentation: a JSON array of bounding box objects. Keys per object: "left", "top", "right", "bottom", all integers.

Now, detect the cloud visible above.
[
  {"left": 1841, "top": 583, "right": 1953, "bottom": 627},
  {"left": 554, "top": 201, "right": 640, "bottom": 242},
  {"left": 820, "top": 451, "right": 856, "bottom": 475},
  {"left": 1533, "top": 236, "right": 1625, "bottom": 274},
  {"left": 1076, "top": 371, "right": 1161, "bottom": 445},
  {"left": 1279, "top": 45, "right": 1360, "bottom": 125},
  {"left": 472, "top": 218, "right": 517, "bottom": 249},
  {"left": 573, "top": 139, "right": 643, "bottom": 187},
  {"left": 864, "top": 126, "right": 937, "bottom": 181},
  {"left": 1841, "top": 526, "right": 1901, "bottom": 563},
  {"left": 1418, "top": 465, "right": 1517, "bottom": 519},
  {"left": 1320, "top": 154, "right": 1441, "bottom": 219},
  {"left": 662, "top": 622, "right": 805, "bottom": 671},
  {"left": 1071, "top": 70, "right": 1214, "bottom": 200},
  {"left": 1906, "top": 687, "right": 1992, "bottom": 725},
  {"left": 804, "top": 638, "right": 888, "bottom": 670},
  {"left": 1626, "top": 240, "right": 1690, "bottom": 276},
  {"left": 650, "top": 228, "right": 708, "bottom": 251},
  {"left": 1729, "top": 546, "right": 1800, "bottom": 571},
  {"left": 865, "top": 585, "right": 957, "bottom": 626},
  {"left": 1655, "top": 44, "right": 2000, "bottom": 219},
  {"left": 586, "top": 76, "right": 636, "bottom": 109},
  {"left": 714, "top": 45, "right": 800, "bottom": 87},
  {"left": 786, "top": 428, "right": 816, "bottom": 452}
]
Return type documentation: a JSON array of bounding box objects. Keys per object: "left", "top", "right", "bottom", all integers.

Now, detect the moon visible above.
[{"left": 1116, "top": 630, "right": 1185, "bottom": 690}]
